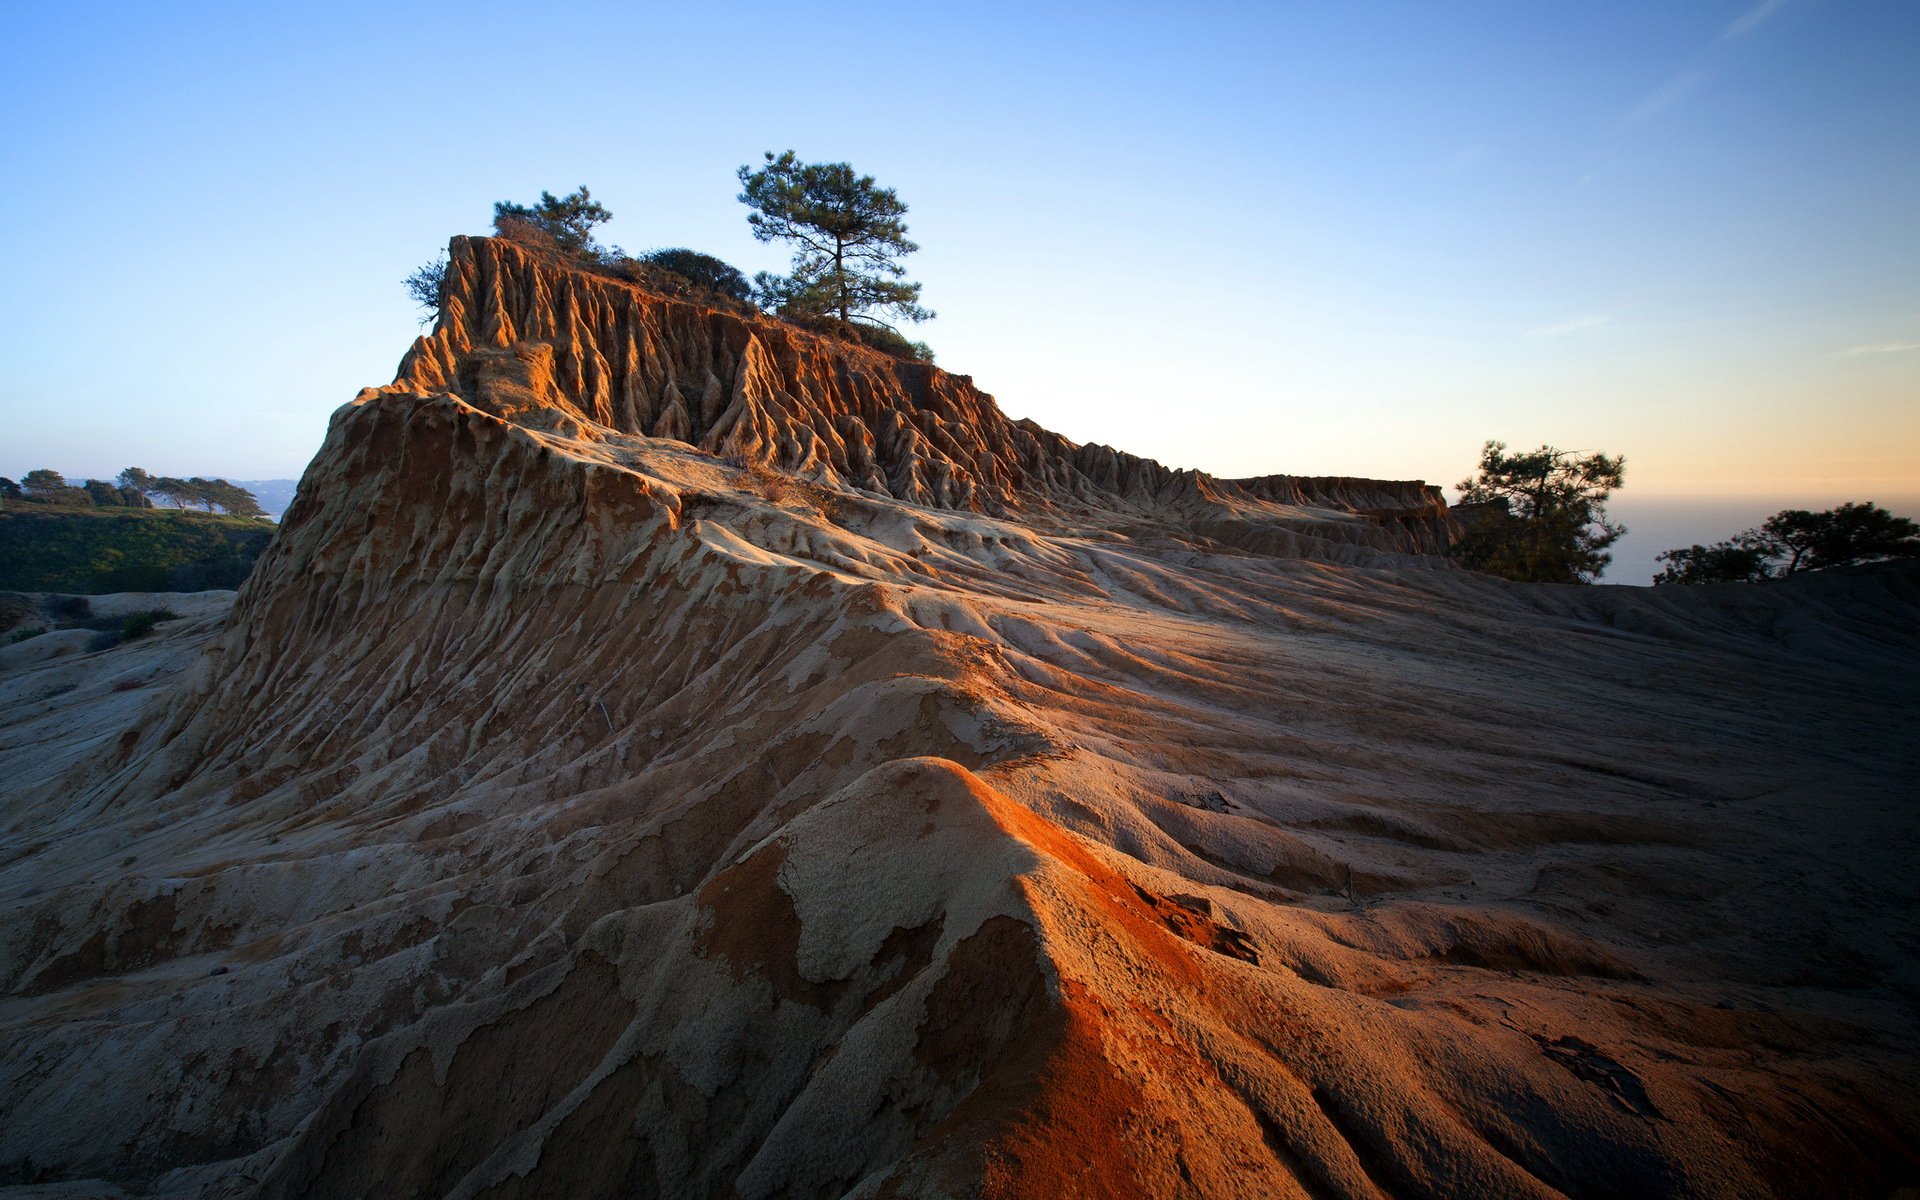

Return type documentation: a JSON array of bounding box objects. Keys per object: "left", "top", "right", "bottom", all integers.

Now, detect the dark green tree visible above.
[
  {"left": 737, "top": 151, "right": 932, "bottom": 336},
  {"left": 151, "top": 476, "right": 194, "bottom": 509},
  {"left": 1651, "top": 542, "right": 1775, "bottom": 585},
  {"left": 1760, "top": 502, "right": 1919, "bottom": 572},
  {"left": 493, "top": 186, "right": 613, "bottom": 257},
  {"left": 117, "top": 467, "right": 153, "bottom": 501},
  {"left": 20, "top": 469, "right": 86, "bottom": 505},
  {"left": 1450, "top": 441, "right": 1626, "bottom": 584},
  {"left": 1654, "top": 501, "right": 1919, "bottom": 584},
  {"left": 20, "top": 469, "right": 65, "bottom": 499},
  {"left": 204, "top": 480, "right": 266, "bottom": 519},
  {"left": 0, "top": 478, "right": 20, "bottom": 500},
  {"left": 404, "top": 253, "right": 448, "bottom": 322},
  {"left": 639, "top": 248, "right": 753, "bottom": 301},
  {"left": 83, "top": 479, "right": 130, "bottom": 507}
]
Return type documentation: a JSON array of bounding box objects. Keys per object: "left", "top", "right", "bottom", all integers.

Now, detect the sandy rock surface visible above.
[{"left": 2, "top": 249, "right": 1916, "bottom": 1198}]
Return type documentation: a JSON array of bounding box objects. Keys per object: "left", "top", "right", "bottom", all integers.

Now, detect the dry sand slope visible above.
[{"left": 3, "top": 245, "right": 1918, "bottom": 1199}]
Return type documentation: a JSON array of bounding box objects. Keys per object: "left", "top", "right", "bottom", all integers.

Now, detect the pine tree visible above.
[
  {"left": 737, "top": 152, "right": 932, "bottom": 337},
  {"left": 1451, "top": 441, "right": 1626, "bottom": 584}
]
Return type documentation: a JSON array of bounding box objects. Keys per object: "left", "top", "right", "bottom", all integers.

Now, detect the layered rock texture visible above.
[
  {"left": 2, "top": 241, "right": 1916, "bottom": 1199},
  {"left": 381, "top": 237, "right": 1455, "bottom": 558}
]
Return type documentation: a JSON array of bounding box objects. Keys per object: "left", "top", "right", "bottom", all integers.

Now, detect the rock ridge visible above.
[{"left": 380, "top": 236, "right": 1453, "bottom": 560}]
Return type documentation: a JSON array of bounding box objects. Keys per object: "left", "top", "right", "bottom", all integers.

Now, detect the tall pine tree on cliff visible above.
[{"left": 738, "top": 152, "right": 933, "bottom": 344}]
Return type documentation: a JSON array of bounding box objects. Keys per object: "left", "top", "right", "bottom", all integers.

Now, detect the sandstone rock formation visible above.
[
  {"left": 379, "top": 236, "right": 1455, "bottom": 559},
  {"left": 1, "top": 243, "right": 1916, "bottom": 1198}
]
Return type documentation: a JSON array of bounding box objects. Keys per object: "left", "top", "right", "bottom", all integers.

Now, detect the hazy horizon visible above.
[{"left": 6, "top": 455, "right": 1911, "bottom": 588}]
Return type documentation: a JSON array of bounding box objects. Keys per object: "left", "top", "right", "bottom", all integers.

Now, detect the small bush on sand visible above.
[{"left": 120, "top": 609, "right": 176, "bottom": 641}]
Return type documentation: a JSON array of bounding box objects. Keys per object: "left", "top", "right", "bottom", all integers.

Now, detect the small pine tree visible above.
[
  {"left": 737, "top": 152, "right": 933, "bottom": 339},
  {"left": 404, "top": 254, "right": 448, "bottom": 322},
  {"left": 493, "top": 186, "right": 613, "bottom": 257}
]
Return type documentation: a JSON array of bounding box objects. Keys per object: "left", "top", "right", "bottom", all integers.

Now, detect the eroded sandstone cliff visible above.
[
  {"left": 2, "top": 244, "right": 1916, "bottom": 1199},
  {"left": 380, "top": 236, "right": 1454, "bottom": 559}
]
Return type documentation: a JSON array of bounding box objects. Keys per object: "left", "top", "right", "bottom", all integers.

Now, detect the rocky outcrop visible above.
[
  {"left": 380, "top": 236, "right": 1454, "bottom": 559},
  {"left": 3, "top": 240, "right": 1917, "bottom": 1198}
]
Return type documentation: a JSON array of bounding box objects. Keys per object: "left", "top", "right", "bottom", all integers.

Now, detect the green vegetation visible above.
[
  {"left": 3, "top": 466, "right": 261, "bottom": 518},
  {"left": 738, "top": 151, "right": 934, "bottom": 360},
  {"left": 1654, "top": 501, "right": 1920, "bottom": 584},
  {"left": 636, "top": 249, "right": 752, "bottom": 301},
  {"left": 404, "top": 254, "right": 447, "bottom": 322},
  {"left": 493, "top": 186, "right": 613, "bottom": 257},
  {"left": 120, "top": 608, "right": 173, "bottom": 640},
  {"left": 406, "top": 167, "right": 937, "bottom": 362},
  {"left": 0, "top": 505, "right": 274, "bottom": 593},
  {"left": 146, "top": 475, "right": 265, "bottom": 517},
  {"left": 1450, "top": 440, "right": 1626, "bottom": 584}
]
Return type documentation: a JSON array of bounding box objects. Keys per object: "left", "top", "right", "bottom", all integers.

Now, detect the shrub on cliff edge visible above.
[
  {"left": 493, "top": 186, "right": 612, "bottom": 257},
  {"left": 1450, "top": 440, "right": 1626, "bottom": 584}
]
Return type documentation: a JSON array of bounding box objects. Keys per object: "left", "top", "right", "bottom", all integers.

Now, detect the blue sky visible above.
[{"left": 4, "top": 1, "right": 1916, "bottom": 526}]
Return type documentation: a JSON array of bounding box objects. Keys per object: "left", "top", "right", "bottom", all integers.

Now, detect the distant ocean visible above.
[
  {"left": 234, "top": 479, "right": 299, "bottom": 521},
  {"left": 1599, "top": 494, "right": 1920, "bottom": 587}
]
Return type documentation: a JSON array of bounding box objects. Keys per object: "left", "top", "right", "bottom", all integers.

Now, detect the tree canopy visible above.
[
  {"left": 20, "top": 469, "right": 78, "bottom": 503},
  {"left": 1654, "top": 501, "right": 1919, "bottom": 584},
  {"left": 404, "top": 254, "right": 448, "bottom": 321},
  {"left": 5, "top": 468, "right": 261, "bottom": 515},
  {"left": 638, "top": 248, "right": 753, "bottom": 301},
  {"left": 737, "top": 151, "right": 932, "bottom": 338},
  {"left": 492, "top": 186, "right": 613, "bottom": 256},
  {"left": 1450, "top": 441, "right": 1626, "bottom": 584},
  {"left": 132, "top": 474, "right": 266, "bottom": 518}
]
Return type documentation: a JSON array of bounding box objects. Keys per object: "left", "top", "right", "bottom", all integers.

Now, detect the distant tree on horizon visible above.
[
  {"left": 117, "top": 467, "right": 154, "bottom": 501},
  {"left": 6, "top": 467, "right": 259, "bottom": 517},
  {"left": 140, "top": 473, "right": 264, "bottom": 518},
  {"left": 1450, "top": 441, "right": 1626, "bottom": 584},
  {"left": 19, "top": 469, "right": 91, "bottom": 506},
  {"left": 83, "top": 479, "right": 139, "bottom": 507},
  {"left": 20, "top": 469, "right": 67, "bottom": 500},
  {"left": 1654, "top": 501, "right": 1919, "bottom": 584},
  {"left": 203, "top": 479, "right": 266, "bottom": 519}
]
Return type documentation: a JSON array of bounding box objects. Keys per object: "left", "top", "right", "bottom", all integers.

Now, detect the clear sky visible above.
[{"left": 4, "top": 2, "right": 1916, "bottom": 540}]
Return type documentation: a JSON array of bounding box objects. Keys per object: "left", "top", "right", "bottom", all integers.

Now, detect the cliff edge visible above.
[{"left": 379, "top": 235, "right": 1454, "bottom": 560}]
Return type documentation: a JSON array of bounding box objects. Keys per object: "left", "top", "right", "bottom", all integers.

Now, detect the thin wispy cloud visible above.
[
  {"left": 1626, "top": 71, "right": 1707, "bottom": 126},
  {"left": 1837, "top": 340, "right": 1920, "bottom": 357},
  {"left": 1627, "top": 1, "right": 1791, "bottom": 129},
  {"left": 1725, "top": 0, "right": 1792, "bottom": 38},
  {"left": 1529, "top": 314, "right": 1612, "bottom": 338}
]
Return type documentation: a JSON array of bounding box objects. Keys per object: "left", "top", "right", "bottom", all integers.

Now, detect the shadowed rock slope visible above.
[{"left": 1, "top": 251, "right": 1917, "bottom": 1198}]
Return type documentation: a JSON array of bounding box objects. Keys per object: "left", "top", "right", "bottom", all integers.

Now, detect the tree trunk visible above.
[{"left": 834, "top": 240, "right": 848, "bottom": 325}]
